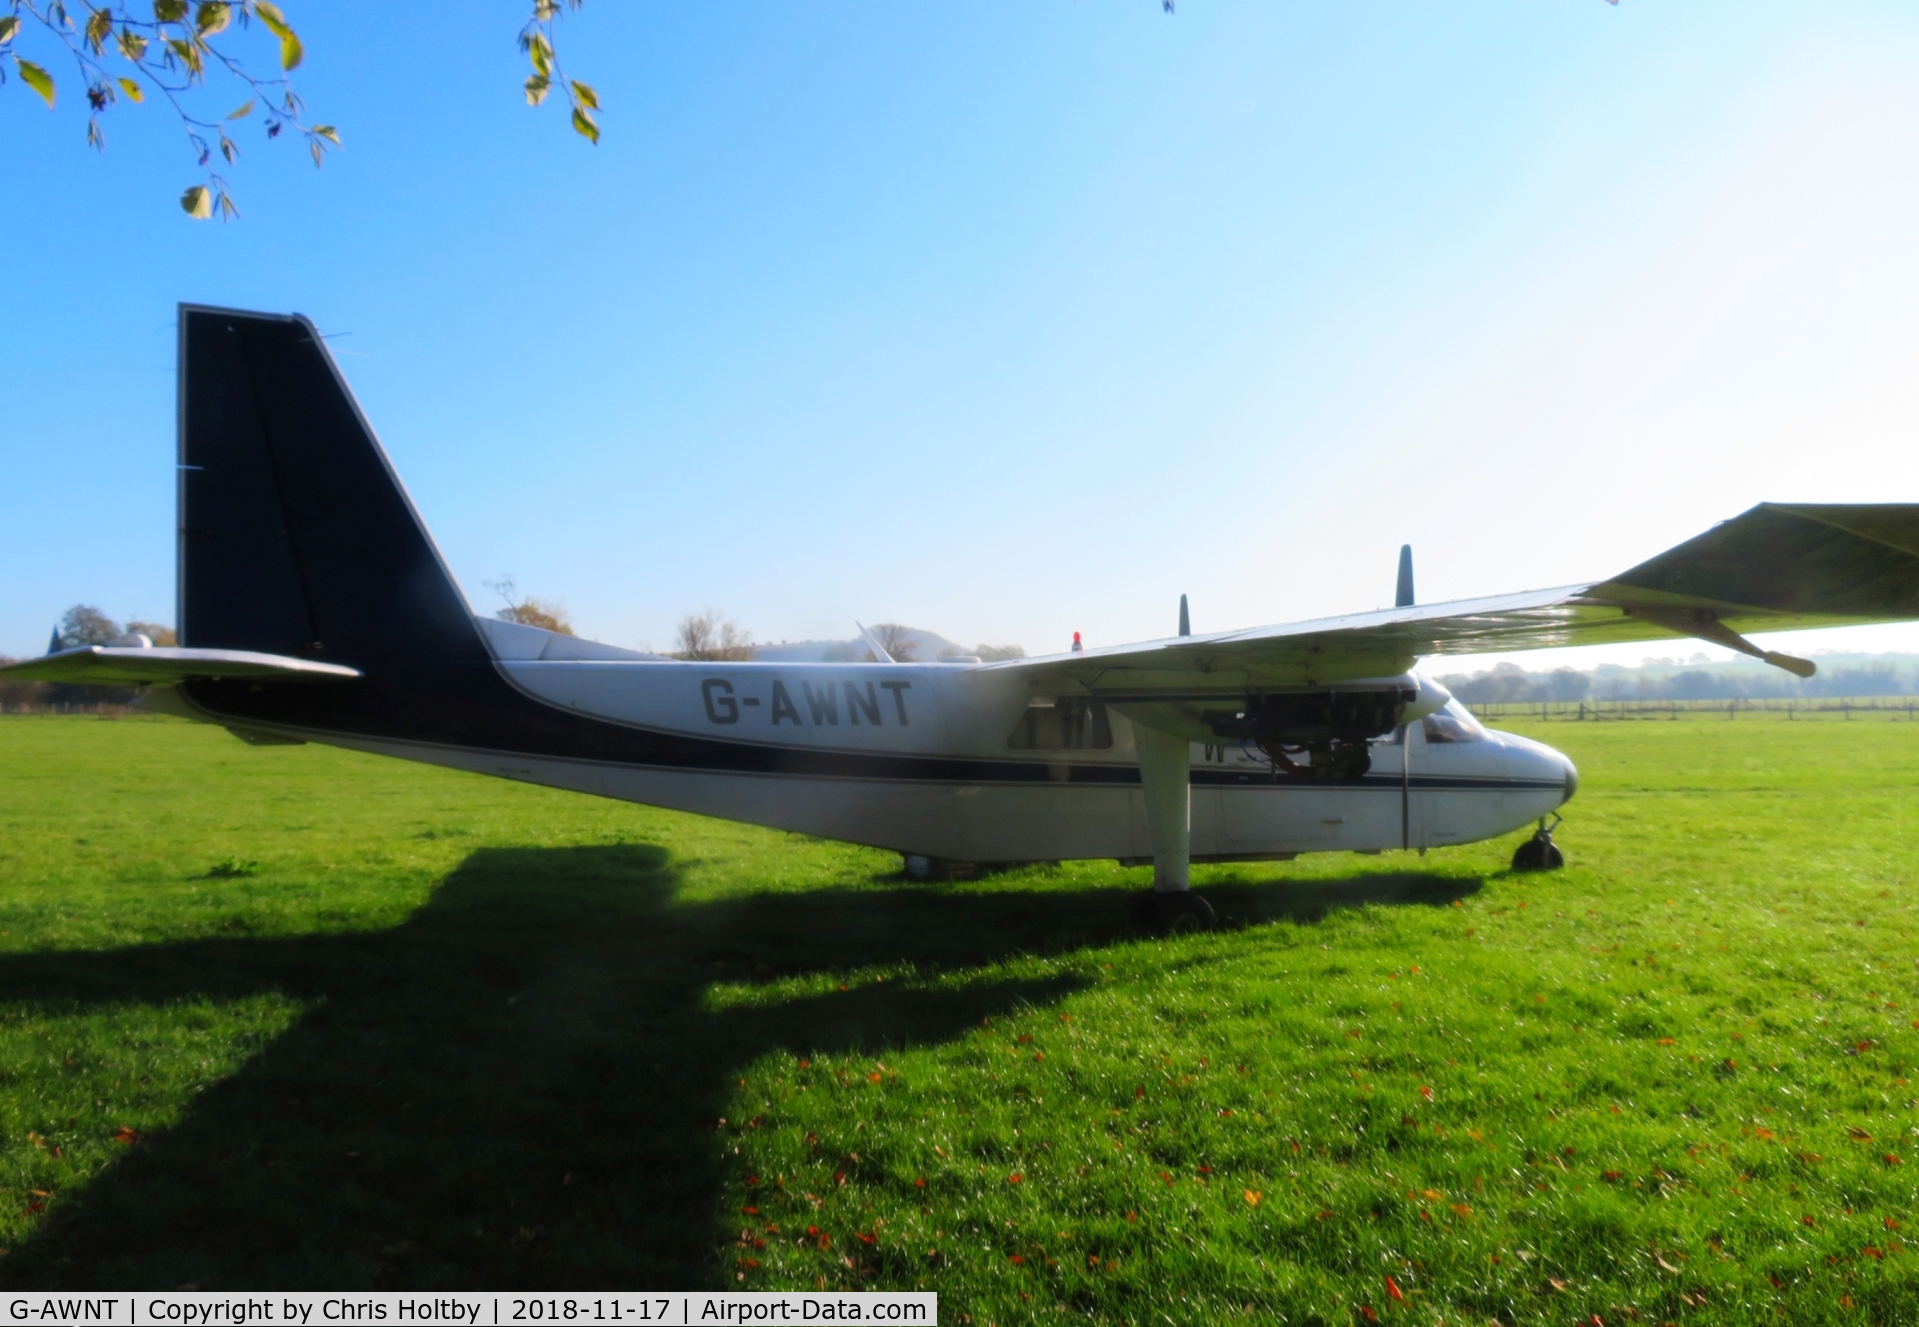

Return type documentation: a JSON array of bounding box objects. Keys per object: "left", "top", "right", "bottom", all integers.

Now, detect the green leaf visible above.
[
  {"left": 85, "top": 8, "right": 113, "bottom": 52},
  {"left": 312, "top": 123, "right": 338, "bottom": 145},
  {"left": 570, "top": 106, "right": 599, "bottom": 145},
  {"left": 153, "top": 0, "right": 188, "bottom": 22},
  {"left": 118, "top": 28, "right": 148, "bottom": 60},
  {"left": 252, "top": 0, "right": 299, "bottom": 65},
  {"left": 569, "top": 80, "right": 598, "bottom": 111},
  {"left": 523, "top": 73, "right": 549, "bottom": 107},
  {"left": 227, "top": 98, "right": 252, "bottom": 118},
  {"left": 16, "top": 58, "right": 55, "bottom": 108},
  {"left": 166, "top": 37, "right": 203, "bottom": 77},
  {"left": 180, "top": 184, "right": 213, "bottom": 219},
  {"left": 0, "top": 16, "right": 19, "bottom": 46},
  {"left": 195, "top": 2, "right": 230, "bottom": 36},
  {"left": 528, "top": 35, "right": 551, "bottom": 77},
  {"left": 117, "top": 76, "right": 143, "bottom": 102}
]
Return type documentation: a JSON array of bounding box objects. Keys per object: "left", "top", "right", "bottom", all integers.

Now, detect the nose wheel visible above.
[{"left": 1510, "top": 814, "right": 1565, "bottom": 872}]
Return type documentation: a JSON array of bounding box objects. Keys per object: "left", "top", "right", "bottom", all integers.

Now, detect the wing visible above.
[
  {"left": 989, "top": 503, "right": 1919, "bottom": 695},
  {"left": 0, "top": 647, "right": 361, "bottom": 687}
]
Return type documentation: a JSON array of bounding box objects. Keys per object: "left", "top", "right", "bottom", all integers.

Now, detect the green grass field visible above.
[{"left": 0, "top": 713, "right": 1916, "bottom": 1322}]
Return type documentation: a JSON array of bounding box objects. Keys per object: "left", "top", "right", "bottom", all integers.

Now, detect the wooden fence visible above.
[{"left": 1470, "top": 696, "right": 1919, "bottom": 723}]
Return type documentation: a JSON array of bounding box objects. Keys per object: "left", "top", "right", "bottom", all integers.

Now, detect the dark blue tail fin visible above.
[{"left": 179, "top": 305, "right": 485, "bottom": 671}]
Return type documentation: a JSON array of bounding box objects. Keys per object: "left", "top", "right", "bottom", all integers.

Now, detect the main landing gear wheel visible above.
[
  {"left": 1511, "top": 815, "right": 1565, "bottom": 873},
  {"left": 1134, "top": 891, "right": 1217, "bottom": 934}
]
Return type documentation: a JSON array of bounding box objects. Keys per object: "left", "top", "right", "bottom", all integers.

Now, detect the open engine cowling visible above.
[{"left": 1111, "top": 672, "right": 1451, "bottom": 780}]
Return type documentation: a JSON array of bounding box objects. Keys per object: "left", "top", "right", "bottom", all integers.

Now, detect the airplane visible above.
[{"left": 10, "top": 306, "right": 1919, "bottom": 933}]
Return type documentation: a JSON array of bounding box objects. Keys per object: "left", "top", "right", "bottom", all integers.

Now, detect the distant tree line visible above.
[
  {"left": 0, "top": 603, "right": 176, "bottom": 710},
  {"left": 680, "top": 612, "right": 1024, "bottom": 663},
  {"left": 1440, "top": 660, "right": 1919, "bottom": 704},
  {"left": 2, "top": 596, "right": 1034, "bottom": 712}
]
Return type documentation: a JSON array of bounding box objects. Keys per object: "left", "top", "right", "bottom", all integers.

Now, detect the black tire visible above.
[
  {"left": 1510, "top": 835, "right": 1566, "bottom": 872},
  {"left": 1134, "top": 891, "right": 1217, "bottom": 934}
]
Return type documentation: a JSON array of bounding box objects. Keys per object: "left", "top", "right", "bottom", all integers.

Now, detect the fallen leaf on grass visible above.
[
  {"left": 1007, "top": 1172, "right": 1024, "bottom": 1184},
  {"left": 1548, "top": 1278, "right": 1569, "bottom": 1292},
  {"left": 1847, "top": 1127, "right": 1873, "bottom": 1142},
  {"left": 1385, "top": 1276, "right": 1405, "bottom": 1301},
  {"left": 111, "top": 1126, "right": 141, "bottom": 1145},
  {"left": 1243, "top": 1190, "right": 1261, "bottom": 1205}
]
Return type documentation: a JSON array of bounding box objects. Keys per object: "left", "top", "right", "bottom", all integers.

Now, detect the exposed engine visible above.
[{"left": 1200, "top": 684, "right": 1416, "bottom": 779}]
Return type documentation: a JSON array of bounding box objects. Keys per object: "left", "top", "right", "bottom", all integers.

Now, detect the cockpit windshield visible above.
[{"left": 1422, "top": 698, "right": 1487, "bottom": 744}]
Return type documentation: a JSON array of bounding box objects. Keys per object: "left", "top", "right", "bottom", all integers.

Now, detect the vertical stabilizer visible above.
[
  {"left": 1395, "top": 545, "right": 1415, "bottom": 609},
  {"left": 178, "top": 306, "right": 485, "bottom": 672}
]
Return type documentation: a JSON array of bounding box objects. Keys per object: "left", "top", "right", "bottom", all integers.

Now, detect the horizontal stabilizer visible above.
[{"left": 0, "top": 647, "right": 361, "bottom": 687}]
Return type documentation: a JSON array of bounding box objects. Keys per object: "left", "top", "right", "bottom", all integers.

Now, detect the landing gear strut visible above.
[
  {"left": 1510, "top": 814, "right": 1565, "bottom": 872},
  {"left": 1133, "top": 724, "right": 1216, "bottom": 933}
]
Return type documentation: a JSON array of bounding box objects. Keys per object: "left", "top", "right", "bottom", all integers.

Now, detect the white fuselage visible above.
[{"left": 304, "top": 618, "right": 1577, "bottom": 867}]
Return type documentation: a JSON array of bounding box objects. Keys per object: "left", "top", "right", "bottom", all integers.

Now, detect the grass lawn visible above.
[{"left": 0, "top": 712, "right": 1915, "bottom": 1323}]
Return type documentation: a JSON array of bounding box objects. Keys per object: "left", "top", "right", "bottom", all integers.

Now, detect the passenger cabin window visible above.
[
  {"left": 1421, "top": 699, "right": 1486, "bottom": 744},
  {"left": 1006, "top": 697, "right": 1114, "bottom": 750}
]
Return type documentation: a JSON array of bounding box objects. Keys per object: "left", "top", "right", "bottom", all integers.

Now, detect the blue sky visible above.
[{"left": 9, "top": 1, "right": 1919, "bottom": 669}]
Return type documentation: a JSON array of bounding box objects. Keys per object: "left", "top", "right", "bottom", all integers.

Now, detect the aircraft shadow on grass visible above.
[{"left": 0, "top": 847, "right": 1478, "bottom": 1290}]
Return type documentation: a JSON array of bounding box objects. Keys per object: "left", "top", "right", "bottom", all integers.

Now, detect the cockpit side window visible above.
[{"left": 1421, "top": 699, "right": 1487, "bottom": 744}]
